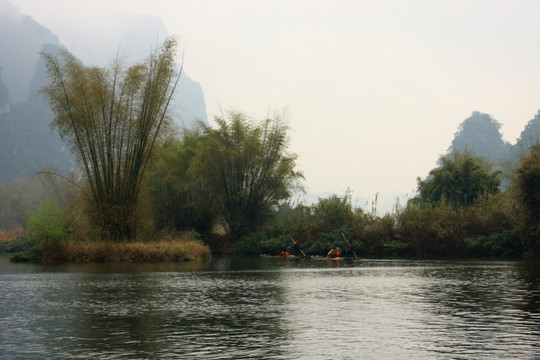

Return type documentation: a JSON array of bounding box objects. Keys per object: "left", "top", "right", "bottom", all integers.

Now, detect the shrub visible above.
[
  {"left": 234, "top": 232, "right": 289, "bottom": 255},
  {"left": 514, "top": 144, "right": 540, "bottom": 257},
  {"left": 363, "top": 214, "right": 397, "bottom": 256},
  {"left": 398, "top": 201, "right": 468, "bottom": 257},
  {"left": 465, "top": 230, "right": 522, "bottom": 258},
  {"left": 306, "top": 239, "right": 333, "bottom": 256},
  {"left": 260, "top": 236, "right": 289, "bottom": 255},
  {"left": 381, "top": 235, "right": 412, "bottom": 257},
  {"left": 307, "top": 229, "right": 343, "bottom": 255},
  {"left": 234, "top": 232, "right": 267, "bottom": 255},
  {"left": 1, "top": 236, "right": 34, "bottom": 253},
  {"left": 27, "top": 200, "right": 67, "bottom": 249},
  {"left": 10, "top": 247, "right": 43, "bottom": 262}
]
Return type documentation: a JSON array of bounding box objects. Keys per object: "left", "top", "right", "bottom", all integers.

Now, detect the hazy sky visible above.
[{"left": 7, "top": 0, "right": 540, "bottom": 212}]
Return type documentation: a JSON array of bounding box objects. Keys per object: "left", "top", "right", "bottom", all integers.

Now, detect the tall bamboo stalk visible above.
[{"left": 41, "top": 38, "right": 181, "bottom": 241}]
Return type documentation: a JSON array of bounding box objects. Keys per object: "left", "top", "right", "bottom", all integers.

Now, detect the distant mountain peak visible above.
[
  {"left": 0, "top": 2, "right": 208, "bottom": 184},
  {"left": 0, "top": 0, "right": 60, "bottom": 103}
]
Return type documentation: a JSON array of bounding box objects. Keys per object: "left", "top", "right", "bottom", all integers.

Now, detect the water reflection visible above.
[
  {"left": 409, "top": 261, "right": 540, "bottom": 359},
  {"left": 1, "top": 256, "right": 540, "bottom": 359}
]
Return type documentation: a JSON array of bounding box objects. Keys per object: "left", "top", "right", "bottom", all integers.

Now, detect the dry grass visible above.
[
  {"left": 0, "top": 227, "right": 24, "bottom": 250},
  {"left": 0, "top": 227, "right": 24, "bottom": 242},
  {"left": 42, "top": 233, "right": 212, "bottom": 263}
]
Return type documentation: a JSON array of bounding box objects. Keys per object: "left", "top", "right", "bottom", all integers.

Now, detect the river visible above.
[{"left": 1, "top": 255, "right": 539, "bottom": 359}]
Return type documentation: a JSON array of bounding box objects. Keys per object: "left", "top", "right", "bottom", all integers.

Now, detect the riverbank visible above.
[{"left": 1, "top": 228, "right": 211, "bottom": 263}]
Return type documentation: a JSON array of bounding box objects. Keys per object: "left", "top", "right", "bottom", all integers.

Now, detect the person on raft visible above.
[
  {"left": 345, "top": 241, "right": 355, "bottom": 258},
  {"left": 281, "top": 245, "right": 293, "bottom": 257},
  {"left": 327, "top": 246, "right": 342, "bottom": 258},
  {"left": 293, "top": 239, "right": 301, "bottom": 256}
]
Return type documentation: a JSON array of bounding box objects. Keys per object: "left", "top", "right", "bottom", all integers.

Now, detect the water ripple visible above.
[{"left": 1, "top": 258, "right": 540, "bottom": 359}]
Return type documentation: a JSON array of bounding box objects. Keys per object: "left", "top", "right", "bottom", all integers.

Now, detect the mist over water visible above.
[{"left": 1, "top": 256, "right": 540, "bottom": 359}]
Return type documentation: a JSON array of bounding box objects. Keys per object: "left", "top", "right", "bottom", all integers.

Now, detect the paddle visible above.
[
  {"left": 290, "top": 236, "right": 307, "bottom": 257},
  {"left": 341, "top": 232, "right": 358, "bottom": 259}
]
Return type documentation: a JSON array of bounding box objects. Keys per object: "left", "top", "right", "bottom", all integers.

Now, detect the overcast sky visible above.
[{"left": 7, "top": 0, "right": 540, "bottom": 212}]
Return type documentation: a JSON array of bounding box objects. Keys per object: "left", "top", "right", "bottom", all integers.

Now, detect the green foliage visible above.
[
  {"left": 231, "top": 187, "right": 518, "bottom": 259},
  {"left": 190, "top": 110, "right": 303, "bottom": 240},
  {"left": 27, "top": 199, "right": 67, "bottom": 249},
  {"left": 41, "top": 38, "right": 180, "bottom": 241},
  {"left": 514, "top": 144, "right": 540, "bottom": 257},
  {"left": 305, "top": 238, "right": 333, "bottom": 256},
  {"left": 465, "top": 230, "right": 522, "bottom": 258},
  {"left": 312, "top": 192, "right": 353, "bottom": 233},
  {"left": 233, "top": 231, "right": 287, "bottom": 255},
  {"left": 273, "top": 193, "right": 357, "bottom": 243},
  {"left": 272, "top": 202, "right": 313, "bottom": 239},
  {"left": 363, "top": 214, "right": 398, "bottom": 256},
  {"left": 144, "top": 110, "right": 303, "bottom": 242},
  {"left": 398, "top": 193, "right": 517, "bottom": 257},
  {"left": 8, "top": 199, "right": 69, "bottom": 262},
  {"left": 224, "top": 172, "right": 521, "bottom": 259},
  {"left": 465, "top": 192, "right": 517, "bottom": 236},
  {"left": 0, "top": 235, "right": 33, "bottom": 253},
  {"left": 308, "top": 228, "right": 348, "bottom": 255},
  {"left": 381, "top": 236, "right": 412, "bottom": 257},
  {"left": 10, "top": 246, "right": 44, "bottom": 263},
  {"left": 144, "top": 136, "right": 214, "bottom": 235},
  {"left": 232, "top": 232, "right": 264, "bottom": 255},
  {"left": 417, "top": 152, "right": 501, "bottom": 207}
]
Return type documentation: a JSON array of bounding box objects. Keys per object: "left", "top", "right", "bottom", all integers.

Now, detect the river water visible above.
[{"left": 1, "top": 255, "right": 540, "bottom": 359}]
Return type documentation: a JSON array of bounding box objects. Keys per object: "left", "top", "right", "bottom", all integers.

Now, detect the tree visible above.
[
  {"left": 143, "top": 135, "right": 214, "bottom": 235},
  {"left": 417, "top": 152, "right": 501, "bottom": 207},
  {"left": 311, "top": 192, "right": 354, "bottom": 234},
  {"left": 41, "top": 37, "right": 180, "bottom": 241},
  {"left": 192, "top": 111, "right": 303, "bottom": 240},
  {"left": 514, "top": 144, "right": 540, "bottom": 257}
]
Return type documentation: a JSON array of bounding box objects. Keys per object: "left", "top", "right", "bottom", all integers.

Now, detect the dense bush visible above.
[
  {"left": 307, "top": 229, "right": 344, "bottom": 256},
  {"left": 398, "top": 201, "right": 468, "bottom": 257},
  {"left": 465, "top": 230, "right": 522, "bottom": 258},
  {"left": 10, "top": 246, "right": 44, "bottom": 262},
  {"left": 233, "top": 231, "right": 289, "bottom": 255},
  {"left": 0, "top": 231, "right": 43, "bottom": 263},
  {"left": 233, "top": 190, "right": 519, "bottom": 259},
  {"left": 0, "top": 235, "right": 34, "bottom": 253},
  {"left": 381, "top": 235, "right": 413, "bottom": 257},
  {"left": 514, "top": 144, "right": 540, "bottom": 257}
]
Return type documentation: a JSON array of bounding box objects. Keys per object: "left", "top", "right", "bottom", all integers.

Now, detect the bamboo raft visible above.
[{"left": 260, "top": 254, "right": 360, "bottom": 261}]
